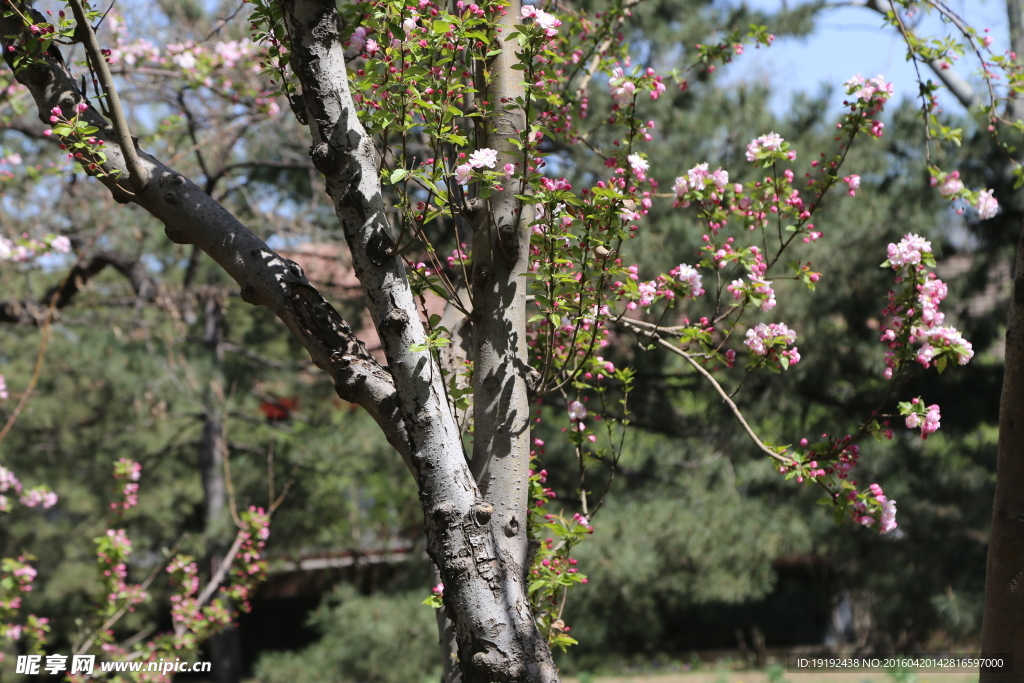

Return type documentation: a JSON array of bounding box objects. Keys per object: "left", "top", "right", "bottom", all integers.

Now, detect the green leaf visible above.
[
  {"left": 432, "top": 19, "right": 451, "bottom": 33},
  {"left": 389, "top": 168, "right": 409, "bottom": 183}
]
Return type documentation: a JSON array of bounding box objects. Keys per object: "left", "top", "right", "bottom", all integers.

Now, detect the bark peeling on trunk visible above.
[{"left": 281, "top": 1, "right": 558, "bottom": 679}]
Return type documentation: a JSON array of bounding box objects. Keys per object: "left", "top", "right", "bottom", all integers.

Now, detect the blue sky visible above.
[{"left": 724, "top": 0, "right": 1010, "bottom": 116}]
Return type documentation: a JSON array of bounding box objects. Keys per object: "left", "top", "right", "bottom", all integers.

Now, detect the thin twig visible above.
[
  {"left": 68, "top": 0, "right": 147, "bottom": 190},
  {"left": 621, "top": 319, "right": 797, "bottom": 466}
]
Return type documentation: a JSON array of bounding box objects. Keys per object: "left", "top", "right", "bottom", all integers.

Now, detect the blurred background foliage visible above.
[{"left": 0, "top": 0, "right": 1010, "bottom": 679}]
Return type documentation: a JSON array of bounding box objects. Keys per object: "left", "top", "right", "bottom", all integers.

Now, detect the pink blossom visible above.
[
  {"left": 609, "top": 67, "right": 636, "bottom": 103},
  {"left": 637, "top": 280, "right": 658, "bottom": 307},
  {"left": 0, "top": 465, "right": 20, "bottom": 493},
  {"left": 687, "top": 162, "right": 709, "bottom": 187},
  {"left": 454, "top": 163, "right": 472, "bottom": 185},
  {"left": 675, "top": 264, "right": 704, "bottom": 297},
  {"left": 533, "top": 9, "right": 561, "bottom": 36},
  {"left": 886, "top": 233, "right": 931, "bottom": 268},
  {"left": 19, "top": 487, "right": 57, "bottom": 509},
  {"left": 745, "top": 132, "right": 784, "bottom": 162},
  {"left": 749, "top": 276, "right": 777, "bottom": 311},
  {"left": 843, "top": 174, "right": 860, "bottom": 196},
  {"left": 976, "top": 189, "right": 999, "bottom": 219},
  {"left": 468, "top": 148, "right": 498, "bottom": 169},
  {"left": 744, "top": 322, "right": 797, "bottom": 362},
  {"left": 350, "top": 27, "right": 368, "bottom": 52},
  {"left": 710, "top": 167, "right": 729, "bottom": 190},
  {"left": 627, "top": 153, "right": 648, "bottom": 176},
  {"left": 671, "top": 176, "right": 691, "bottom": 207},
  {"left": 520, "top": 5, "right": 537, "bottom": 18},
  {"left": 0, "top": 375, "right": 7, "bottom": 401},
  {"left": 937, "top": 171, "right": 963, "bottom": 197},
  {"left": 879, "top": 499, "right": 898, "bottom": 533},
  {"left": 567, "top": 400, "right": 587, "bottom": 420},
  {"left": 619, "top": 206, "right": 642, "bottom": 222},
  {"left": 922, "top": 404, "right": 941, "bottom": 435},
  {"left": 50, "top": 235, "right": 71, "bottom": 253},
  {"left": 917, "top": 277, "right": 947, "bottom": 327},
  {"left": 845, "top": 74, "right": 894, "bottom": 106},
  {"left": 503, "top": 163, "right": 515, "bottom": 179},
  {"left": 915, "top": 325, "right": 974, "bottom": 365}
]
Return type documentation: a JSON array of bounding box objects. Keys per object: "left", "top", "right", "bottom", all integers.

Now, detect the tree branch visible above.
[
  {"left": 0, "top": 4, "right": 411, "bottom": 465},
  {"left": 621, "top": 319, "right": 797, "bottom": 467},
  {"left": 67, "top": 0, "right": 148, "bottom": 190},
  {"left": 0, "top": 250, "right": 151, "bottom": 324},
  {"left": 860, "top": 0, "right": 979, "bottom": 110}
]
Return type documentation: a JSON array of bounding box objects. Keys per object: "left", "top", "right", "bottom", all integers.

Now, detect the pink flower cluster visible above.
[
  {"left": 0, "top": 233, "right": 71, "bottom": 263},
  {"left": 671, "top": 162, "right": 729, "bottom": 208},
  {"left": 454, "top": 147, "right": 498, "bottom": 185},
  {"left": 914, "top": 325, "right": 973, "bottom": 366},
  {"left": 880, "top": 234, "right": 973, "bottom": 379},
  {"left": 0, "top": 466, "right": 58, "bottom": 513},
  {"left": 929, "top": 171, "right": 999, "bottom": 219},
  {"left": 905, "top": 400, "right": 941, "bottom": 438},
  {"left": 844, "top": 74, "right": 894, "bottom": 112},
  {"left": 671, "top": 263, "right": 704, "bottom": 298},
  {"left": 19, "top": 488, "right": 57, "bottom": 509},
  {"left": 608, "top": 66, "right": 636, "bottom": 103},
  {"left": 886, "top": 233, "right": 931, "bottom": 267},
  {"left": 855, "top": 483, "right": 897, "bottom": 533},
  {"left": 0, "top": 466, "right": 19, "bottom": 513},
  {"left": 744, "top": 322, "right": 800, "bottom": 368},
  {"left": 728, "top": 274, "right": 776, "bottom": 312},
  {"left": 521, "top": 5, "right": 561, "bottom": 36},
  {"left": 745, "top": 132, "right": 792, "bottom": 162},
  {"left": 96, "top": 529, "right": 149, "bottom": 614},
  {"left": 976, "top": 189, "right": 999, "bottom": 219},
  {"left": 111, "top": 459, "right": 142, "bottom": 512}
]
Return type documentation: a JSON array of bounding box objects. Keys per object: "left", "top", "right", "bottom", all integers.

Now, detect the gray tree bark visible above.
[
  {"left": 980, "top": 223, "right": 1024, "bottom": 682},
  {"left": 981, "top": 1, "right": 1024, "bottom": 678},
  {"left": 279, "top": 3, "right": 558, "bottom": 678}
]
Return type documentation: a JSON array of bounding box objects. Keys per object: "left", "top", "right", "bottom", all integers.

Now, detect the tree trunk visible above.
[
  {"left": 980, "top": 3, "right": 1024, "bottom": 679},
  {"left": 280, "top": 2, "right": 558, "bottom": 679},
  {"left": 468, "top": 0, "right": 552, "bottom": 677},
  {"left": 980, "top": 224, "right": 1024, "bottom": 681}
]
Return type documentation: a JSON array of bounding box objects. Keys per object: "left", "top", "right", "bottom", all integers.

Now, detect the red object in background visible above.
[{"left": 259, "top": 397, "right": 298, "bottom": 421}]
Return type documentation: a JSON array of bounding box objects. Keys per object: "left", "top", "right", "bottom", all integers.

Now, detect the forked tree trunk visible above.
[{"left": 280, "top": 2, "right": 557, "bottom": 680}]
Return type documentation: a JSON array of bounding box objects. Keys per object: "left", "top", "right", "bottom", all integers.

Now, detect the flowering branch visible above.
[
  {"left": 66, "top": 0, "right": 147, "bottom": 190},
  {"left": 620, "top": 318, "right": 797, "bottom": 467}
]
